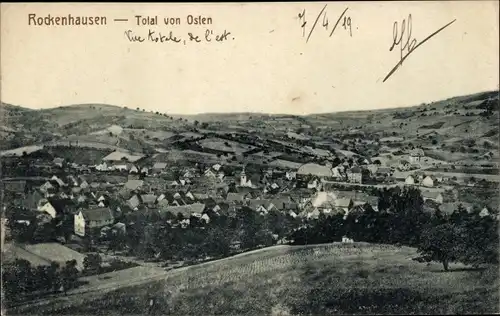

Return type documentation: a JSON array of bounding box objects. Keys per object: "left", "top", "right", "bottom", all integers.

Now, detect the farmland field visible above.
[
  {"left": 199, "top": 137, "right": 256, "bottom": 154},
  {"left": 18, "top": 243, "right": 499, "bottom": 315}
]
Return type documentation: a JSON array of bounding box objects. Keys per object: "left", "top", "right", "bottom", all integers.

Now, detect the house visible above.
[
  {"left": 2, "top": 242, "right": 86, "bottom": 272},
  {"left": 75, "top": 194, "right": 88, "bottom": 204},
  {"left": 201, "top": 213, "right": 210, "bottom": 224},
  {"left": 331, "top": 165, "right": 346, "bottom": 180},
  {"left": 2, "top": 180, "right": 28, "bottom": 196},
  {"left": 307, "top": 178, "right": 321, "bottom": 190},
  {"left": 435, "top": 202, "right": 469, "bottom": 216},
  {"left": 399, "top": 159, "right": 411, "bottom": 171},
  {"left": 422, "top": 175, "right": 438, "bottom": 187},
  {"left": 285, "top": 171, "right": 297, "bottom": 180},
  {"left": 265, "top": 182, "right": 281, "bottom": 192},
  {"left": 152, "top": 162, "right": 168, "bottom": 174},
  {"left": 465, "top": 177, "right": 476, "bottom": 187},
  {"left": 38, "top": 200, "right": 58, "bottom": 218},
  {"left": 111, "top": 222, "right": 126, "bottom": 235},
  {"left": 67, "top": 175, "right": 79, "bottom": 187},
  {"left": 421, "top": 191, "right": 444, "bottom": 204},
  {"left": 248, "top": 199, "right": 273, "bottom": 215},
  {"left": 80, "top": 179, "right": 89, "bottom": 189},
  {"left": 40, "top": 181, "right": 56, "bottom": 195},
  {"left": 479, "top": 207, "right": 491, "bottom": 218},
  {"left": 140, "top": 194, "right": 158, "bottom": 207},
  {"left": 405, "top": 175, "right": 416, "bottom": 185},
  {"left": 239, "top": 167, "right": 262, "bottom": 188},
  {"left": 212, "top": 203, "right": 231, "bottom": 216},
  {"left": 183, "top": 169, "right": 196, "bottom": 179},
  {"left": 409, "top": 148, "right": 425, "bottom": 164},
  {"left": 355, "top": 195, "right": 379, "bottom": 212},
  {"left": 53, "top": 157, "right": 65, "bottom": 168},
  {"left": 297, "top": 163, "right": 333, "bottom": 179},
  {"left": 414, "top": 171, "right": 425, "bottom": 181},
  {"left": 74, "top": 207, "right": 115, "bottom": 237},
  {"left": 434, "top": 173, "right": 445, "bottom": 182},
  {"left": 269, "top": 197, "right": 298, "bottom": 212},
  {"left": 51, "top": 175, "right": 67, "bottom": 188},
  {"left": 95, "top": 162, "right": 109, "bottom": 171},
  {"left": 129, "top": 165, "right": 139, "bottom": 174},
  {"left": 348, "top": 204, "right": 370, "bottom": 219},
  {"left": 212, "top": 163, "right": 222, "bottom": 171},
  {"left": 303, "top": 209, "right": 321, "bottom": 220},
  {"left": 123, "top": 179, "right": 144, "bottom": 191},
  {"left": 335, "top": 198, "right": 353, "bottom": 214},
  {"left": 347, "top": 166, "right": 363, "bottom": 183},
  {"left": 342, "top": 236, "right": 354, "bottom": 243},
  {"left": 192, "top": 192, "right": 210, "bottom": 202},
  {"left": 22, "top": 190, "right": 44, "bottom": 210},
  {"left": 127, "top": 194, "right": 141, "bottom": 210},
  {"left": 365, "top": 164, "right": 379, "bottom": 174},
  {"left": 102, "top": 151, "right": 144, "bottom": 163},
  {"left": 226, "top": 192, "right": 246, "bottom": 204},
  {"left": 311, "top": 191, "right": 337, "bottom": 209},
  {"left": 158, "top": 203, "right": 206, "bottom": 219},
  {"left": 375, "top": 167, "right": 392, "bottom": 178},
  {"left": 204, "top": 168, "right": 217, "bottom": 178}
]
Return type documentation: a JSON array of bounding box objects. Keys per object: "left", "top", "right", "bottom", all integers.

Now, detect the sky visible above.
[{"left": 1, "top": 2, "right": 499, "bottom": 115}]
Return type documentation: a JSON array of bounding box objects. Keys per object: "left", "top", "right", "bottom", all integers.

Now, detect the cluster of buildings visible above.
[{"left": 2, "top": 146, "right": 496, "bottom": 247}]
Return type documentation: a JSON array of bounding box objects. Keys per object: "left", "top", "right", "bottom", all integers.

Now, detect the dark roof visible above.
[
  {"left": 410, "top": 148, "right": 425, "bottom": 156},
  {"left": 22, "top": 190, "right": 44, "bottom": 209},
  {"left": 48, "top": 198, "right": 76, "bottom": 214},
  {"left": 153, "top": 162, "right": 168, "bottom": 170},
  {"left": 3, "top": 180, "right": 27, "bottom": 192},
  {"left": 376, "top": 167, "right": 392, "bottom": 174},
  {"left": 102, "top": 175, "right": 128, "bottom": 184},
  {"left": 227, "top": 192, "right": 245, "bottom": 202},
  {"left": 421, "top": 191, "right": 442, "bottom": 199},
  {"left": 124, "top": 179, "right": 144, "bottom": 190},
  {"left": 140, "top": 194, "right": 158, "bottom": 204},
  {"left": 439, "top": 202, "right": 473, "bottom": 215},
  {"left": 159, "top": 203, "right": 206, "bottom": 218},
  {"left": 82, "top": 207, "right": 114, "bottom": 222},
  {"left": 269, "top": 197, "right": 296, "bottom": 210},
  {"left": 248, "top": 199, "right": 272, "bottom": 210},
  {"left": 350, "top": 166, "right": 362, "bottom": 173}
]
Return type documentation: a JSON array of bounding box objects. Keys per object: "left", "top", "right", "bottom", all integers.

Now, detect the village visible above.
[
  {"left": 2, "top": 138, "right": 497, "bottom": 276},
  {"left": 1, "top": 92, "right": 499, "bottom": 309}
]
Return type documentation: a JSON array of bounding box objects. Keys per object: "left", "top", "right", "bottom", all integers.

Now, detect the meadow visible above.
[{"left": 21, "top": 243, "right": 499, "bottom": 315}]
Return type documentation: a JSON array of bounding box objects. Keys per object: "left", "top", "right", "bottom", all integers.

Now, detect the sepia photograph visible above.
[{"left": 1, "top": 2, "right": 499, "bottom": 315}]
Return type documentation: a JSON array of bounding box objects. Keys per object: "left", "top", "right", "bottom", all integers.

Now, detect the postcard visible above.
[{"left": 1, "top": 2, "right": 499, "bottom": 315}]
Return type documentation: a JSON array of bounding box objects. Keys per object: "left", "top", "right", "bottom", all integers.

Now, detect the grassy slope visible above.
[
  {"left": 2, "top": 91, "right": 498, "bottom": 161},
  {"left": 20, "top": 243, "right": 499, "bottom": 315}
]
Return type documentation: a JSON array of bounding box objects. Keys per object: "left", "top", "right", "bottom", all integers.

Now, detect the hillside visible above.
[
  {"left": 1, "top": 90, "right": 498, "bottom": 165},
  {"left": 12, "top": 243, "right": 499, "bottom": 315}
]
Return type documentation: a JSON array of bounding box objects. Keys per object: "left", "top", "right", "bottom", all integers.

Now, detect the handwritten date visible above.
[{"left": 298, "top": 5, "right": 353, "bottom": 43}]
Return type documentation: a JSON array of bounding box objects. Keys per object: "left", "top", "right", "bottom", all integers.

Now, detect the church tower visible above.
[{"left": 240, "top": 166, "right": 247, "bottom": 186}]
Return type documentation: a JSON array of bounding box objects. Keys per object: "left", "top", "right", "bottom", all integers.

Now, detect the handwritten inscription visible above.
[
  {"left": 298, "top": 5, "right": 354, "bottom": 43},
  {"left": 124, "top": 29, "right": 233, "bottom": 45},
  {"left": 382, "top": 14, "right": 457, "bottom": 82}
]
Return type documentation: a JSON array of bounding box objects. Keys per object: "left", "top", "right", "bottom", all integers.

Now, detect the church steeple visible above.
[{"left": 240, "top": 166, "right": 247, "bottom": 186}]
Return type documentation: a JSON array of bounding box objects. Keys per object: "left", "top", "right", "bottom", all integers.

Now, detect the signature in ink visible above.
[{"left": 382, "top": 14, "right": 456, "bottom": 83}]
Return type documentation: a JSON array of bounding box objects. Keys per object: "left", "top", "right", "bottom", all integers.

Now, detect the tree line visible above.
[{"left": 290, "top": 187, "right": 498, "bottom": 271}]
